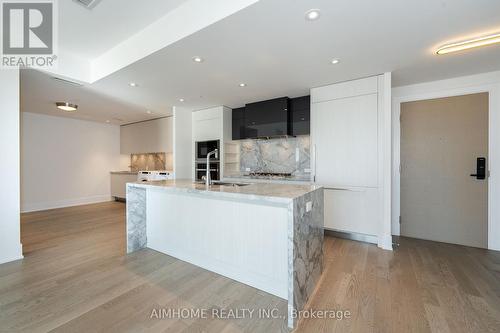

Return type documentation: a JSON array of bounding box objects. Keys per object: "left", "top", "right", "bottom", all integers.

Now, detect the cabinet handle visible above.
[{"left": 312, "top": 144, "right": 317, "bottom": 182}]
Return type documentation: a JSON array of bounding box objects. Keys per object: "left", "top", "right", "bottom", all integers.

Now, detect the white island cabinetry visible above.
[{"left": 126, "top": 180, "right": 323, "bottom": 329}]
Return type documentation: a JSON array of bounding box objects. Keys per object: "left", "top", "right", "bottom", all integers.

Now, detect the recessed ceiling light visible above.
[
  {"left": 192, "top": 56, "right": 204, "bottom": 63},
  {"left": 239, "top": 83, "right": 246, "bottom": 87},
  {"left": 305, "top": 9, "right": 321, "bottom": 21},
  {"left": 331, "top": 58, "right": 340, "bottom": 64},
  {"left": 56, "top": 102, "right": 78, "bottom": 112},
  {"left": 436, "top": 32, "right": 500, "bottom": 55},
  {"left": 146, "top": 110, "right": 152, "bottom": 114},
  {"left": 179, "top": 98, "right": 185, "bottom": 102},
  {"left": 129, "top": 82, "right": 138, "bottom": 87},
  {"left": 106, "top": 120, "right": 110, "bottom": 123}
]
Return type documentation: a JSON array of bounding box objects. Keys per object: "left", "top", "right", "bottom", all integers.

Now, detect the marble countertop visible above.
[{"left": 128, "top": 179, "right": 321, "bottom": 203}]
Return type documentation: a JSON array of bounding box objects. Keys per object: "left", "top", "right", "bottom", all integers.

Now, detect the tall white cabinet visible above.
[
  {"left": 191, "top": 106, "right": 232, "bottom": 180},
  {"left": 311, "top": 75, "right": 391, "bottom": 246}
]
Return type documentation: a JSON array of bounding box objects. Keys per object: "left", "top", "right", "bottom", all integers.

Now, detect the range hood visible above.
[
  {"left": 232, "top": 96, "right": 310, "bottom": 140},
  {"left": 244, "top": 97, "right": 290, "bottom": 139}
]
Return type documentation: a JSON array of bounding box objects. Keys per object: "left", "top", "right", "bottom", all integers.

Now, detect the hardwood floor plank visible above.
[{"left": 0, "top": 202, "right": 500, "bottom": 332}]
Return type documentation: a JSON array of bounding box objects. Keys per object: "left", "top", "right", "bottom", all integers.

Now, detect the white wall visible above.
[
  {"left": 173, "top": 107, "right": 192, "bottom": 179},
  {"left": 0, "top": 70, "right": 23, "bottom": 264},
  {"left": 392, "top": 70, "right": 500, "bottom": 251},
  {"left": 21, "top": 112, "right": 128, "bottom": 212}
]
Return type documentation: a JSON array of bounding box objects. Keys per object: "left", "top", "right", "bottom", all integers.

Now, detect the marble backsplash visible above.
[
  {"left": 240, "top": 136, "right": 310, "bottom": 178},
  {"left": 130, "top": 153, "right": 168, "bottom": 171}
]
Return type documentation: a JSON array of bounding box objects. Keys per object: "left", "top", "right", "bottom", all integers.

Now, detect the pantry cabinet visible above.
[{"left": 311, "top": 76, "right": 383, "bottom": 239}]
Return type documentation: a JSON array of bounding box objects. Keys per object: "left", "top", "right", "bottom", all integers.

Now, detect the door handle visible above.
[{"left": 470, "top": 157, "right": 486, "bottom": 180}]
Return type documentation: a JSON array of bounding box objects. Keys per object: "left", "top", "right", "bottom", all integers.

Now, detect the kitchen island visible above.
[{"left": 126, "top": 179, "right": 323, "bottom": 329}]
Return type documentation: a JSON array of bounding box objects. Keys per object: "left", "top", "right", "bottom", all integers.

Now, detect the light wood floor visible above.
[{"left": 0, "top": 202, "right": 499, "bottom": 332}]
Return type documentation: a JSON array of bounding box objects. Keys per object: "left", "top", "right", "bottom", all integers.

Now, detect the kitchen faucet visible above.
[{"left": 205, "top": 149, "right": 219, "bottom": 186}]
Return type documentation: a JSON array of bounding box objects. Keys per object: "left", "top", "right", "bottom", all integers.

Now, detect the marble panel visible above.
[
  {"left": 240, "top": 136, "right": 310, "bottom": 177},
  {"left": 287, "top": 187, "right": 324, "bottom": 328},
  {"left": 126, "top": 185, "right": 147, "bottom": 253}
]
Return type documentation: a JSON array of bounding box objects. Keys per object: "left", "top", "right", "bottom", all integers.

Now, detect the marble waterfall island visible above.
[{"left": 126, "top": 179, "right": 324, "bottom": 329}]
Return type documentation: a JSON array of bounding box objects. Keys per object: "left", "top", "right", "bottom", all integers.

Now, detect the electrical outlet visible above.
[
  {"left": 245, "top": 168, "right": 251, "bottom": 172},
  {"left": 296, "top": 147, "right": 300, "bottom": 162},
  {"left": 304, "top": 168, "right": 311, "bottom": 173},
  {"left": 306, "top": 201, "right": 312, "bottom": 212}
]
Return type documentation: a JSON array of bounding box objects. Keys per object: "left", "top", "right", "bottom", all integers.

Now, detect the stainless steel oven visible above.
[
  {"left": 196, "top": 140, "right": 220, "bottom": 160},
  {"left": 195, "top": 162, "right": 220, "bottom": 181}
]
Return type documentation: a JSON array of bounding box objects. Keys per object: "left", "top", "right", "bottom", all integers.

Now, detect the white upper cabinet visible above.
[
  {"left": 311, "top": 76, "right": 378, "bottom": 104},
  {"left": 120, "top": 117, "right": 173, "bottom": 154},
  {"left": 312, "top": 93, "right": 378, "bottom": 188},
  {"left": 192, "top": 107, "right": 223, "bottom": 142}
]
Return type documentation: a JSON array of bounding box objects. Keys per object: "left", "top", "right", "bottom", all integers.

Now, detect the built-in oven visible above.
[
  {"left": 195, "top": 162, "right": 220, "bottom": 181},
  {"left": 196, "top": 140, "right": 220, "bottom": 160}
]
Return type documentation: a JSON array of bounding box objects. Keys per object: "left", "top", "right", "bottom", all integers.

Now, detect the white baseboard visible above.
[
  {"left": 378, "top": 234, "right": 393, "bottom": 251},
  {"left": 21, "top": 195, "right": 113, "bottom": 213},
  {"left": 0, "top": 242, "right": 23, "bottom": 265}
]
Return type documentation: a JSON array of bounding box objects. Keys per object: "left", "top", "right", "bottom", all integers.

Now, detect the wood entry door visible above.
[{"left": 400, "top": 93, "right": 488, "bottom": 248}]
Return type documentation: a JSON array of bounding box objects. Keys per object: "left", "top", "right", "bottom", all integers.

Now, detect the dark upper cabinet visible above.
[
  {"left": 244, "top": 97, "right": 289, "bottom": 138},
  {"left": 231, "top": 95, "right": 310, "bottom": 140},
  {"left": 289, "top": 95, "right": 310, "bottom": 136},
  {"left": 232, "top": 107, "right": 246, "bottom": 140}
]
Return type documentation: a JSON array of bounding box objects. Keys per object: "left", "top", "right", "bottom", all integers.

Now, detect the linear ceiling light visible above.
[{"left": 436, "top": 33, "right": 500, "bottom": 55}]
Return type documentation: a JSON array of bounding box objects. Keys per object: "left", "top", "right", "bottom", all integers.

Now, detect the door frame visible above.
[{"left": 392, "top": 71, "right": 500, "bottom": 250}]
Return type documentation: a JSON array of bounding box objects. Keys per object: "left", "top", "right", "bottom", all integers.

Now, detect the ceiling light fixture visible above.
[
  {"left": 436, "top": 32, "right": 500, "bottom": 55},
  {"left": 331, "top": 58, "right": 340, "bottom": 64},
  {"left": 179, "top": 98, "right": 185, "bottom": 102},
  {"left": 106, "top": 120, "right": 110, "bottom": 123},
  {"left": 56, "top": 102, "right": 78, "bottom": 112},
  {"left": 192, "top": 56, "right": 204, "bottom": 63},
  {"left": 129, "top": 82, "right": 138, "bottom": 87},
  {"left": 146, "top": 110, "right": 152, "bottom": 114},
  {"left": 239, "top": 83, "right": 246, "bottom": 87},
  {"left": 305, "top": 9, "right": 321, "bottom": 21}
]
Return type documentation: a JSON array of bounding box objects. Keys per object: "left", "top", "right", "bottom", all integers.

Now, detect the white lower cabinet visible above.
[
  {"left": 324, "top": 188, "right": 379, "bottom": 236},
  {"left": 111, "top": 174, "right": 137, "bottom": 199}
]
